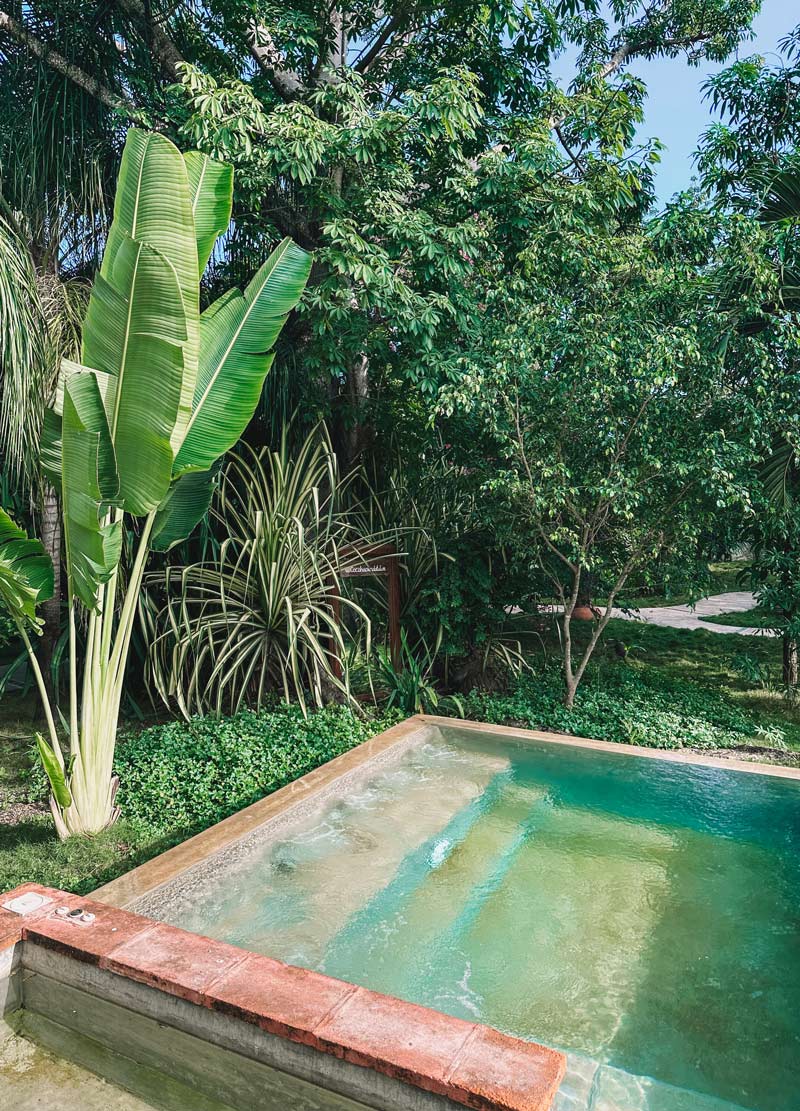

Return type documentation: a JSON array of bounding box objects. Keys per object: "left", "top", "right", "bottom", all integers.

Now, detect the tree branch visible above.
[
  {"left": 598, "top": 33, "right": 713, "bottom": 81},
  {"left": 115, "top": 0, "right": 184, "bottom": 81},
  {"left": 0, "top": 9, "right": 141, "bottom": 118},
  {"left": 355, "top": 15, "right": 400, "bottom": 74},
  {"left": 248, "top": 22, "right": 304, "bottom": 100}
]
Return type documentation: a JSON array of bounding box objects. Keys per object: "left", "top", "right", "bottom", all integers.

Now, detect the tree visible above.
[
  {"left": 698, "top": 24, "right": 800, "bottom": 689},
  {"left": 1, "top": 2, "right": 762, "bottom": 468},
  {"left": 698, "top": 23, "right": 800, "bottom": 201},
  {"left": 439, "top": 207, "right": 761, "bottom": 707},
  {"left": 747, "top": 494, "right": 800, "bottom": 689},
  {"left": 0, "top": 128, "right": 311, "bottom": 837}
]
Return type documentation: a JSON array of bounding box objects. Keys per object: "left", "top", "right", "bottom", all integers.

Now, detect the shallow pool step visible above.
[
  {"left": 554, "top": 1054, "right": 754, "bottom": 1111},
  {"left": 321, "top": 766, "right": 538, "bottom": 995},
  {"left": 165, "top": 741, "right": 510, "bottom": 966}
]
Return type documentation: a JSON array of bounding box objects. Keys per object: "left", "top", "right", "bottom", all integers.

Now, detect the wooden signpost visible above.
[{"left": 330, "top": 543, "right": 401, "bottom": 678}]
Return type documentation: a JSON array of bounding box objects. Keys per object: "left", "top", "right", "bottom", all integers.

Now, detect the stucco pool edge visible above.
[
  {"left": 421, "top": 715, "right": 800, "bottom": 780},
  {"left": 93, "top": 712, "right": 800, "bottom": 913}
]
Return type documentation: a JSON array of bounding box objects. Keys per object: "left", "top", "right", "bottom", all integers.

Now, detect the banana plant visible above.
[{"left": 2, "top": 128, "right": 311, "bottom": 837}]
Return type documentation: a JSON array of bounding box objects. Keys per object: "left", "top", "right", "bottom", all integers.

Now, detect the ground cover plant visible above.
[{"left": 461, "top": 652, "right": 799, "bottom": 755}]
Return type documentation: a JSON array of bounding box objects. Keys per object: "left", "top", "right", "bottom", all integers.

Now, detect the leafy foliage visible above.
[
  {"left": 0, "top": 508, "right": 53, "bottom": 631},
  {"left": 4, "top": 2, "right": 800, "bottom": 803},
  {"left": 459, "top": 665, "right": 775, "bottom": 751},
  {"left": 114, "top": 704, "right": 401, "bottom": 833},
  {"left": 438, "top": 205, "right": 771, "bottom": 704},
  {"left": 369, "top": 630, "right": 463, "bottom": 716},
  {"left": 149, "top": 426, "right": 367, "bottom": 716}
]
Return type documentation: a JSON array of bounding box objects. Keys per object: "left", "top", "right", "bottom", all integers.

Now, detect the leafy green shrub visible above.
[
  {"left": 148, "top": 430, "right": 367, "bottom": 718},
  {"left": 114, "top": 704, "right": 401, "bottom": 833},
  {"left": 457, "top": 664, "right": 772, "bottom": 750},
  {"left": 0, "top": 607, "right": 19, "bottom": 653}
]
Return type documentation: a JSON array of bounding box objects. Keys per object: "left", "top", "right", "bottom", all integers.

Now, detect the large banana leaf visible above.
[
  {"left": 0, "top": 508, "right": 54, "bottom": 630},
  {"left": 61, "top": 374, "right": 122, "bottom": 609},
  {"left": 101, "top": 128, "right": 200, "bottom": 454},
  {"left": 184, "top": 151, "right": 233, "bottom": 276},
  {"left": 174, "top": 238, "right": 312, "bottom": 474},
  {"left": 83, "top": 235, "right": 187, "bottom": 515},
  {"left": 152, "top": 466, "right": 219, "bottom": 551},
  {"left": 41, "top": 358, "right": 117, "bottom": 488}
]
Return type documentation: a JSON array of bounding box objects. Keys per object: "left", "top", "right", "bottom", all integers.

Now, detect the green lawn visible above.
[
  {"left": 700, "top": 606, "right": 774, "bottom": 628},
  {"left": 524, "top": 615, "right": 800, "bottom": 752},
  {"left": 595, "top": 619, "right": 800, "bottom": 747}
]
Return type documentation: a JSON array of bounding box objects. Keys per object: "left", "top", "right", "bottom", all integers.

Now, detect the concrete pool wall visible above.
[{"left": 0, "top": 881, "right": 565, "bottom": 1111}]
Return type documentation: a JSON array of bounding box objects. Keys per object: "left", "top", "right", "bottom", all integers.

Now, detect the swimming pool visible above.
[{"left": 108, "top": 719, "right": 800, "bottom": 1111}]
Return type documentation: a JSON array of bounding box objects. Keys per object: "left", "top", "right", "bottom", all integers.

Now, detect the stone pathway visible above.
[
  {"left": 616, "top": 591, "right": 774, "bottom": 636},
  {"left": 548, "top": 592, "right": 775, "bottom": 637}
]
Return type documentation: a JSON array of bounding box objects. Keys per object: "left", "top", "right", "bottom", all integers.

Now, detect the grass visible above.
[
  {"left": 700, "top": 606, "right": 774, "bottom": 628},
  {"left": 577, "top": 619, "right": 800, "bottom": 748}
]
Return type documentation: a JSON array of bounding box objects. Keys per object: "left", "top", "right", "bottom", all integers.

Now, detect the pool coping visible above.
[
  {"left": 0, "top": 882, "right": 566, "bottom": 1111},
  {"left": 424, "top": 715, "right": 800, "bottom": 780},
  {"left": 92, "top": 712, "right": 800, "bottom": 912}
]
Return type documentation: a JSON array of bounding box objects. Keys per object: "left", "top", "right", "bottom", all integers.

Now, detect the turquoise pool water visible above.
[{"left": 163, "top": 730, "right": 800, "bottom": 1111}]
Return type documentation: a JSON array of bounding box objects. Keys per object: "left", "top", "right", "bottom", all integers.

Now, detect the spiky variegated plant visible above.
[{"left": 0, "top": 128, "right": 311, "bottom": 837}]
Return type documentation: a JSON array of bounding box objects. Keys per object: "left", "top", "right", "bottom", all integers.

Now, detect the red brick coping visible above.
[{"left": 1, "top": 882, "right": 566, "bottom": 1111}]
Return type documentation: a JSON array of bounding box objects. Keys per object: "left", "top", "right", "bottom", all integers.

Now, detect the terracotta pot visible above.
[{"left": 572, "top": 604, "right": 598, "bottom": 621}]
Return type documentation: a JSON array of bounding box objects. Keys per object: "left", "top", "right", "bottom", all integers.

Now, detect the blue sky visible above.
[{"left": 628, "top": 0, "right": 795, "bottom": 202}]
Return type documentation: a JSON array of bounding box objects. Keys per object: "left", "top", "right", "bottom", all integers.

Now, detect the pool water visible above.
[{"left": 163, "top": 730, "right": 800, "bottom": 1111}]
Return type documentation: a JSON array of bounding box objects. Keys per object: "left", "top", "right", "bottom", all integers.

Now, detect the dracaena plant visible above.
[{"left": 0, "top": 128, "right": 311, "bottom": 838}]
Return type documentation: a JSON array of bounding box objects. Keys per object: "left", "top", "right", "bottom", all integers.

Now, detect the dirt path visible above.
[{"left": 613, "top": 591, "right": 774, "bottom": 636}]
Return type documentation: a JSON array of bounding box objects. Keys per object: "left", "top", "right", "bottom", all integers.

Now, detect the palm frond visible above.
[
  {"left": 760, "top": 434, "right": 800, "bottom": 509},
  {"left": 0, "top": 214, "right": 89, "bottom": 500},
  {"left": 758, "top": 161, "right": 800, "bottom": 224}
]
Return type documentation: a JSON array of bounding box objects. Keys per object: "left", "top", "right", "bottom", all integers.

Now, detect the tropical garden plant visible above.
[
  {"left": 148, "top": 425, "right": 366, "bottom": 718},
  {"left": 0, "top": 127, "right": 311, "bottom": 837}
]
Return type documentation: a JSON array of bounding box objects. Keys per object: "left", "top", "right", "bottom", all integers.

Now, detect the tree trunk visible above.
[
  {"left": 783, "top": 634, "right": 798, "bottom": 689},
  {"left": 345, "top": 350, "right": 370, "bottom": 468},
  {"left": 576, "top": 571, "right": 593, "bottom": 608},
  {"left": 561, "top": 603, "right": 576, "bottom": 708},
  {"left": 38, "top": 482, "right": 62, "bottom": 703}
]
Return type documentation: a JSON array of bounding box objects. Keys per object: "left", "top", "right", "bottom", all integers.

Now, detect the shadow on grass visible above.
[{"left": 0, "top": 815, "right": 195, "bottom": 897}]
